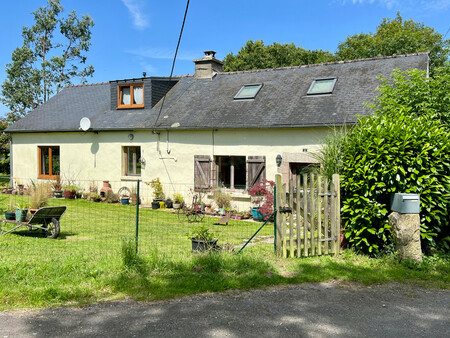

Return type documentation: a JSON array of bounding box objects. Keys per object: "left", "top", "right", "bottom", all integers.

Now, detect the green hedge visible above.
[{"left": 341, "top": 112, "right": 450, "bottom": 254}]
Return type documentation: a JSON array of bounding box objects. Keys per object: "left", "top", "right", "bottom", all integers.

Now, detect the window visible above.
[
  {"left": 216, "top": 156, "right": 246, "bottom": 189},
  {"left": 38, "top": 146, "right": 60, "bottom": 179},
  {"left": 307, "top": 77, "right": 337, "bottom": 95},
  {"left": 193, "top": 155, "right": 266, "bottom": 192},
  {"left": 123, "top": 146, "right": 141, "bottom": 176},
  {"left": 234, "top": 83, "right": 263, "bottom": 100},
  {"left": 117, "top": 83, "right": 144, "bottom": 108}
]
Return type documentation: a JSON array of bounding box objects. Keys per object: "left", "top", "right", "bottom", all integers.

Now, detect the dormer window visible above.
[
  {"left": 118, "top": 83, "right": 144, "bottom": 108},
  {"left": 234, "top": 83, "right": 263, "bottom": 100},
  {"left": 307, "top": 77, "right": 337, "bottom": 95}
]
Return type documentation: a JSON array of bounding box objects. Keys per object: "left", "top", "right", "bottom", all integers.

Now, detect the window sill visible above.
[
  {"left": 207, "top": 191, "right": 251, "bottom": 201},
  {"left": 117, "top": 104, "right": 144, "bottom": 109},
  {"left": 120, "top": 176, "right": 141, "bottom": 181}
]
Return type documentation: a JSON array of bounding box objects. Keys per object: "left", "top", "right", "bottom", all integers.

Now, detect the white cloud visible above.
[
  {"left": 121, "top": 0, "right": 149, "bottom": 30},
  {"left": 125, "top": 47, "right": 197, "bottom": 61}
]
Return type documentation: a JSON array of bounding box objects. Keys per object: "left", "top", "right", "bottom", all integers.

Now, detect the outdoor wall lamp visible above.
[{"left": 276, "top": 154, "right": 282, "bottom": 167}]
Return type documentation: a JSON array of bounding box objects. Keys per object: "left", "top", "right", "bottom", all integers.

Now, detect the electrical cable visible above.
[{"left": 153, "top": 0, "right": 190, "bottom": 129}]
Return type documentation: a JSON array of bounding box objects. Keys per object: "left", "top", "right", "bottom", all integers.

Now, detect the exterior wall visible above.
[{"left": 10, "top": 127, "right": 329, "bottom": 209}]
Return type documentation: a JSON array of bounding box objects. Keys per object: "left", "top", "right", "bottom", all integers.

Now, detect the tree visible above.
[
  {"left": 1, "top": 0, "right": 94, "bottom": 122},
  {"left": 338, "top": 67, "right": 450, "bottom": 255},
  {"left": 223, "top": 40, "right": 335, "bottom": 72},
  {"left": 336, "top": 13, "right": 449, "bottom": 70},
  {"left": 0, "top": 119, "right": 10, "bottom": 174}
]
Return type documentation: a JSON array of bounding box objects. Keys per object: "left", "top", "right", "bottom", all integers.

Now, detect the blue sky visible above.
[{"left": 1, "top": 0, "right": 449, "bottom": 116}]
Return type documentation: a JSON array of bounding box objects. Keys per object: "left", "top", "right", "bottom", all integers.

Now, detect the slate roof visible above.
[{"left": 6, "top": 53, "right": 429, "bottom": 133}]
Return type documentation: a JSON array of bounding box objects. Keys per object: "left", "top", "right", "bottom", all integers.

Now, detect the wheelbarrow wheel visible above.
[{"left": 44, "top": 218, "right": 60, "bottom": 239}]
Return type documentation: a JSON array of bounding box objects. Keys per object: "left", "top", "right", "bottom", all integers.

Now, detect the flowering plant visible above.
[{"left": 248, "top": 179, "right": 275, "bottom": 219}]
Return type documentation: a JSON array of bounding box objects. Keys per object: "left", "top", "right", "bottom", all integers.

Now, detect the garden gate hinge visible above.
[{"left": 279, "top": 207, "right": 292, "bottom": 214}]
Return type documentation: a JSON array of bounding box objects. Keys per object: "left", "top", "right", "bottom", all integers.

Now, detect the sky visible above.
[{"left": 0, "top": 0, "right": 449, "bottom": 116}]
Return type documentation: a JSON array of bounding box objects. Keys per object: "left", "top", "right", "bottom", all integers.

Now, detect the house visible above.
[{"left": 6, "top": 51, "right": 429, "bottom": 207}]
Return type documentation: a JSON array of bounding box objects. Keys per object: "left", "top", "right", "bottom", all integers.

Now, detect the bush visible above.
[
  {"left": 341, "top": 112, "right": 450, "bottom": 254},
  {"left": 249, "top": 179, "right": 275, "bottom": 219}
]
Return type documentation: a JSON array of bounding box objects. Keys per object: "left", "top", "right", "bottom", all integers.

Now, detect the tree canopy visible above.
[
  {"left": 223, "top": 40, "right": 335, "bottom": 72},
  {"left": 223, "top": 13, "right": 449, "bottom": 72},
  {"left": 336, "top": 13, "right": 449, "bottom": 70},
  {"left": 1, "top": 0, "right": 94, "bottom": 123}
]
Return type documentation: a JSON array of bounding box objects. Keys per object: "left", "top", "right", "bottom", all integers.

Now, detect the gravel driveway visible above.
[{"left": 1, "top": 282, "right": 449, "bottom": 337}]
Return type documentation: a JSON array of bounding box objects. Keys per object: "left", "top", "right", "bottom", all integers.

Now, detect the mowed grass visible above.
[{"left": 0, "top": 194, "right": 449, "bottom": 310}]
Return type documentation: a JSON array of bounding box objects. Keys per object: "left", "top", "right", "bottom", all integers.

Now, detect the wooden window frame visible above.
[
  {"left": 38, "top": 146, "right": 60, "bottom": 179},
  {"left": 123, "top": 146, "right": 141, "bottom": 176},
  {"left": 117, "top": 83, "right": 144, "bottom": 109},
  {"left": 215, "top": 155, "right": 246, "bottom": 191}
]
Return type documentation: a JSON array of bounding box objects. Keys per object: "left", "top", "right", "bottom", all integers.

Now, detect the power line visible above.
[
  {"left": 153, "top": 0, "right": 190, "bottom": 129},
  {"left": 443, "top": 26, "right": 450, "bottom": 40}
]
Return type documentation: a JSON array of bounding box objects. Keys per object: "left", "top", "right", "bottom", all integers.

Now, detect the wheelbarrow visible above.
[{"left": 1, "top": 206, "right": 66, "bottom": 239}]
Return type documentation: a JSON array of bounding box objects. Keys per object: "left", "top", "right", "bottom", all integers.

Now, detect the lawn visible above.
[{"left": 0, "top": 194, "right": 449, "bottom": 310}]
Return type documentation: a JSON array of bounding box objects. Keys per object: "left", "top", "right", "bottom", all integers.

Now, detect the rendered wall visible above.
[{"left": 10, "top": 127, "right": 328, "bottom": 208}]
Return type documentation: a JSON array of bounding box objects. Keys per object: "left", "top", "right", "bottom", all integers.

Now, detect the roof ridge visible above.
[
  {"left": 218, "top": 52, "right": 429, "bottom": 75},
  {"left": 65, "top": 82, "right": 109, "bottom": 88}
]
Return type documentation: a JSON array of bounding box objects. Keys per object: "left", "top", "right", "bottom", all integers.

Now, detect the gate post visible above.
[{"left": 275, "top": 174, "right": 283, "bottom": 256}]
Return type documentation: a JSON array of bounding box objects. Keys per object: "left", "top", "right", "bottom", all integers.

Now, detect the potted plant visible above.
[
  {"left": 212, "top": 188, "right": 232, "bottom": 215},
  {"left": 187, "top": 225, "right": 219, "bottom": 252},
  {"left": 120, "top": 192, "right": 130, "bottom": 205},
  {"left": 164, "top": 198, "right": 173, "bottom": 208},
  {"left": 149, "top": 178, "right": 164, "bottom": 209},
  {"left": 172, "top": 193, "right": 184, "bottom": 209},
  {"left": 63, "top": 185, "right": 77, "bottom": 199},
  {"left": 14, "top": 202, "right": 29, "bottom": 222},
  {"left": 51, "top": 176, "right": 63, "bottom": 198},
  {"left": 29, "top": 182, "right": 49, "bottom": 214},
  {"left": 249, "top": 179, "right": 275, "bottom": 221},
  {"left": 4, "top": 197, "right": 15, "bottom": 220},
  {"left": 130, "top": 186, "right": 140, "bottom": 205}
]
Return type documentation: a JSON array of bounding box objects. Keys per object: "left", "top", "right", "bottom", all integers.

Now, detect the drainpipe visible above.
[{"left": 9, "top": 138, "right": 13, "bottom": 187}]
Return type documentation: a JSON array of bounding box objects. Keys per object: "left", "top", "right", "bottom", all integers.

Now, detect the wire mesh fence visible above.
[{"left": 0, "top": 177, "right": 275, "bottom": 261}]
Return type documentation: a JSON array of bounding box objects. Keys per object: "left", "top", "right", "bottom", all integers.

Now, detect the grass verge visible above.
[{"left": 1, "top": 248, "right": 448, "bottom": 310}]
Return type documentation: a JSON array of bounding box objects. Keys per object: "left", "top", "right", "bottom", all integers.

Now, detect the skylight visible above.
[
  {"left": 307, "top": 77, "right": 337, "bottom": 95},
  {"left": 234, "top": 83, "right": 263, "bottom": 100}
]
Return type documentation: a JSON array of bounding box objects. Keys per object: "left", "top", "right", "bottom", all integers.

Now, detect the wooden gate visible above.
[{"left": 275, "top": 173, "right": 340, "bottom": 258}]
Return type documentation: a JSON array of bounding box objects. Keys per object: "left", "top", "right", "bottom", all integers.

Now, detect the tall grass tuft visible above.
[
  {"left": 121, "top": 238, "right": 147, "bottom": 274},
  {"left": 312, "top": 126, "right": 348, "bottom": 180}
]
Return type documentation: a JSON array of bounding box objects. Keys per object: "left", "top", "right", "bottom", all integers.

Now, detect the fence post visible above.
[
  {"left": 275, "top": 174, "right": 283, "bottom": 257},
  {"left": 273, "top": 184, "right": 277, "bottom": 254},
  {"left": 332, "top": 174, "right": 340, "bottom": 255},
  {"left": 135, "top": 180, "right": 140, "bottom": 253}
]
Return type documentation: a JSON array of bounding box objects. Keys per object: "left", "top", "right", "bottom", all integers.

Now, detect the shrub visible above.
[
  {"left": 212, "top": 189, "right": 232, "bottom": 209},
  {"left": 249, "top": 179, "right": 275, "bottom": 219},
  {"left": 341, "top": 112, "right": 450, "bottom": 254}
]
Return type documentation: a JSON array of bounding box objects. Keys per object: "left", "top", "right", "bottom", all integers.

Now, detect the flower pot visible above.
[
  {"left": 131, "top": 194, "right": 140, "bottom": 205},
  {"left": 53, "top": 190, "right": 63, "bottom": 199},
  {"left": 165, "top": 199, "right": 173, "bottom": 208},
  {"left": 191, "top": 238, "right": 218, "bottom": 252},
  {"left": 121, "top": 198, "right": 130, "bottom": 205},
  {"left": 4, "top": 211, "right": 15, "bottom": 220},
  {"left": 15, "top": 208, "right": 28, "bottom": 222},
  {"left": 173, "top": 203, "right": 181, "bottom": 209},
  {"left": 151, "top": 200, "right": 160, "bottom": 209},
  {"left": 231, "top": 215, "right": 243, "bottom": 220},
  {"left": 251, "top": 207, "right": 264, "bottom": 221},
  {"left": 29, "top": 208, "right": 39, "bottom": 215}
]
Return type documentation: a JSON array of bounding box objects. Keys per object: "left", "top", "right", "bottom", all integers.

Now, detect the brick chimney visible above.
[{"left": 193, "top": 51, "right": 223, "bottom": 79}]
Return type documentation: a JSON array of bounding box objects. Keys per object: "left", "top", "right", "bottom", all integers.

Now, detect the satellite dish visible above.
[{"left": 80, "top": 117, "right": 91, "bottom": 131}]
